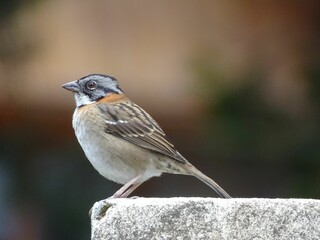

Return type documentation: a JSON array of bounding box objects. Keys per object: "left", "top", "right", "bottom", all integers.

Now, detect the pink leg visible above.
[
  {"left": 112, "top": 175, "right": 144, "bottom": 198},
  {"left": 118, "top": 182, "right": 143, "bottom": 198}
]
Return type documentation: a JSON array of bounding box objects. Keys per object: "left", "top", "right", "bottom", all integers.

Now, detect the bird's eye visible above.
[{"left": 86, "top": 81, "right": 97, "bottom": 90}]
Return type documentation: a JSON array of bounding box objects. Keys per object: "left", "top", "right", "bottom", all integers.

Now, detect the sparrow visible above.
[{"left": 62, "top": 74, "right": 231, "bottom": 198}]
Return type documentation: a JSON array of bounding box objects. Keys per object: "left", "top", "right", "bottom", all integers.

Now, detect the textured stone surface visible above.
[{"left": 91, "top": 198, "right": 320, "bottom": 240}]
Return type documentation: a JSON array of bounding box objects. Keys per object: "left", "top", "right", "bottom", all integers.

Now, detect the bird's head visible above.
[{"left": 62, "top": 74, "right": 123, "bottom": 107}]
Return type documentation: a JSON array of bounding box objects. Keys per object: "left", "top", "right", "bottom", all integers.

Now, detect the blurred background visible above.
[{"left": 0, "top": 1, "right": 319, "bottom": 239}]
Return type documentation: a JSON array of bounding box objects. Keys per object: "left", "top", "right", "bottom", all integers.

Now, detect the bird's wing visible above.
[{"left": 97, "top": 100, "right": 187, "bottom": 163}]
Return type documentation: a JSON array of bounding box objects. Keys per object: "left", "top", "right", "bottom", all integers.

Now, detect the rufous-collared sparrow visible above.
[{"left": 62, "top": 74, "right": 231, "bottom": 198}]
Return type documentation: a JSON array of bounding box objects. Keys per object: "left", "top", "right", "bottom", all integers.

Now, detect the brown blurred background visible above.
[{"left": 0, "top": 1, "right": 319, "bottom": 239}]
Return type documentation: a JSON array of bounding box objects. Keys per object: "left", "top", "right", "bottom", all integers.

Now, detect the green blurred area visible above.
[
  {"left": 0, "top": 1, "right": 319, "bottom": 240},
  {"left": 193, "top": 55, "right": 320, "bottom": 197}
]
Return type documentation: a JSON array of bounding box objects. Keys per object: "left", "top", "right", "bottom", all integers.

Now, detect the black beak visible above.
[{"left": 62, "top": 81, "right": 80, "bottom": 93}]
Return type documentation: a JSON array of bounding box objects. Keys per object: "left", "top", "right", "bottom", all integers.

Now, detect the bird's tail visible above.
[{"left": 185, "top": 164, "right": 231, "bottom": 198}]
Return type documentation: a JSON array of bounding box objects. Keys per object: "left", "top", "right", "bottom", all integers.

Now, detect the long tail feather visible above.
[{"left": 186, "top": 164, "right": 231, "bottom": 198}]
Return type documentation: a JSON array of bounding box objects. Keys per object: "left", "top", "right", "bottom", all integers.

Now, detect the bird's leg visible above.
[
  {"left": 119, "top": 182, "right": 143, "bottom": 198},
  {"left": 111, "top": 174, "right": 143, "bottom": 198}
]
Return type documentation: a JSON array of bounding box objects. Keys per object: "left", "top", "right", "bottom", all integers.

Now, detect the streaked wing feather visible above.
[{"left": 98, "top": 101, "right": 187, "bottom": 163}]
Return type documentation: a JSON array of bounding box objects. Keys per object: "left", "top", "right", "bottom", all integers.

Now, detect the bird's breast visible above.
[{"left": 72, "top": 105, "right": 161, "bottom": 184}]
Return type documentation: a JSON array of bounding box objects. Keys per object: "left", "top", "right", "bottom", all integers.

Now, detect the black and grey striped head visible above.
[{"left": 62, "top": 74, "right": 123, "bottom": 107}]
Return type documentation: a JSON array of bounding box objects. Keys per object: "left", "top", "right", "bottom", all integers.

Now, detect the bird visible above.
[{"left": 62, "top": 74, "right": 231, "bottom": 198}]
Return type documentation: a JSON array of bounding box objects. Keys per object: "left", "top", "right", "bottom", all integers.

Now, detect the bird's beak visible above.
[{"left": 62, "top": 81, "right": 80, "bottom": 93}]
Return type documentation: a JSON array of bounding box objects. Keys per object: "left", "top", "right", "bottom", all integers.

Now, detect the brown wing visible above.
[{"left": 97, "top": 100, "right": 187, "bottom": 163}]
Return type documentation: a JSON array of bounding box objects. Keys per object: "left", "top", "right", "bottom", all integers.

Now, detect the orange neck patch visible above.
[{"left": 98, "top": 93, "right": 128, "bottom": 104}]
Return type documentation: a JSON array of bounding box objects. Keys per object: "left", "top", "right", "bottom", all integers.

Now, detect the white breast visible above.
[{"left": 72, "top": 107, "right": 162, "bottom": 184}]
